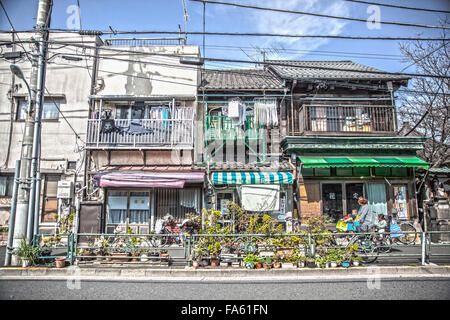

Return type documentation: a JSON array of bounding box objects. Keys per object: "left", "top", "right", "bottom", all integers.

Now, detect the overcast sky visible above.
[{"left": 1, "top": 0, "right": 449, "bottom": 73}]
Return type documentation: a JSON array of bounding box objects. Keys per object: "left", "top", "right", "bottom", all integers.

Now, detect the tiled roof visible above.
[
  {"left": 201, "top": 68, "right": 285, "bottom": 90},
  {"left": 268, "top": 60, "right": 409, "bottom": 81},
  {"left": 208, "top": 161, "right": 293, "bottom": 172}
]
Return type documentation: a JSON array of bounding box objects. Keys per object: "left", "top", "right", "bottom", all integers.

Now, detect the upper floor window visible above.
[
  {"left": 17, "top": 99, "right": 60, "bottom": 120},
  {"left": 0, "top": 176, "right": 14, "bottom": 197}
]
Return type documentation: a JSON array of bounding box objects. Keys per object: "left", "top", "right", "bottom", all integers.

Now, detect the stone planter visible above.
[
  {"left": 281, "top": 262, "right": 297, "bottom": 269},
  {"left": 111, "top": 253, "right": 130, "bottom": 262}
]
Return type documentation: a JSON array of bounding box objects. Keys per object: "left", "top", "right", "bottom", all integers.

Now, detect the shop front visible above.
[
  {"left": 282, "top": 136, "right": 429, "bottom": 222},
  {"left": 94, "top": 171, "right": 205, "bottom": 233}
]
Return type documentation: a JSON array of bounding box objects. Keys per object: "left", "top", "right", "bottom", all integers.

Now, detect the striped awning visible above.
[
  {"left": 299, "top": 156, "right": 429, "bottom": 169},
  {"left": 212, "top": 172, "right": 293, "bottom": 185}
]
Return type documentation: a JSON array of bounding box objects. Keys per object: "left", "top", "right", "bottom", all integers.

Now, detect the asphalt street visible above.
[{"left": 1, "top": 277, "right": 449, "bottom": 300}]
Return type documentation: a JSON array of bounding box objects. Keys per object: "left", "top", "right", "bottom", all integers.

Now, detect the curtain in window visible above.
[
  {"left": 368, "top": 183, "right": 387, "bottom": 216},
  {"left": 0, "top": 177, "right": 7, "bottom": 196},
  {"left": 42, "top": 102, "right": 59, "bottom": 119},
  {"left": 107, "top": 194, "right": 127, "bottom": 224},
  {"left": 129, "top": 193, "right": 149, "bottom": 224}
]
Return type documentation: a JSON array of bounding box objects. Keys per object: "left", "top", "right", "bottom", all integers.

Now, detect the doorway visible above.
[
  {"left": 322, "top": 183, "right": 343, "bottom": 222},
  {"left": 345, "top": 183, "right": 365, "bottom": 215}
]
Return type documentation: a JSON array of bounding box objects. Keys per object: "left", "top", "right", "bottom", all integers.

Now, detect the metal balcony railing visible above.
[
  {"left": 86, "top": 118, "right": 194, "bottom": 149},
  {"left": 294, "top": 105, "right": 396, "bottom": 135}
]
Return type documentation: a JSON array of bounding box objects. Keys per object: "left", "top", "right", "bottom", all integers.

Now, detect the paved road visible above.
[{"left": 1, "top": 277, "right": 449, "bottom": 300}]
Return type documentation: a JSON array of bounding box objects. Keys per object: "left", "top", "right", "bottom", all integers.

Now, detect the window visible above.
[
  {"left": 0, "top": 176, "right": 14, "bottom": 197},
  {"left": 156, "top": 188, "right": 201, "bottom": 221},
  {"left": 17, "top": 99, "right": 60, "bottom": 120},
  {"left": 107, "top": 191, "right": 150, "bottom": 225},
  {"left": 41, "top": 176, "right": 60, "bottom": 223}
]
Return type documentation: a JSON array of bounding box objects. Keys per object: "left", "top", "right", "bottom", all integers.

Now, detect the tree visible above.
[{"left": 397, "top": 28, "right": 449, "bottom": 168}]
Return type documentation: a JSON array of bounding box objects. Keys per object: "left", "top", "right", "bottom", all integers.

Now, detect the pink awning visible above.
[{"left": 94, "top": 171, "right": 205, "bottom": 188}]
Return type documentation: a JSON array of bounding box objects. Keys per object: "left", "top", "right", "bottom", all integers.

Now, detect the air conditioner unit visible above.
[{"left": 57, "top": 181, "right": 74, "bottom": 199}]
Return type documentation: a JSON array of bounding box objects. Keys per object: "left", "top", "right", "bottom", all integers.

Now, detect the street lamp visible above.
[{"left": 10, "top": 64, "right": 32, "bottom": 115}]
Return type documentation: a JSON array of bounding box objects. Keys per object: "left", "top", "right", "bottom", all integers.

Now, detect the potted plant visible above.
[
  {"left": 315, "top": 256, "right": 329, "bottom": 268},
  {"left": 55, "top": 257, "right": 66, "bottom": 268},
  {"left": 298, "top": 255, "right": 306, "bottom": 268},
  {"left": 14, "top": 239, "right": 39, "bottom": 267},
  {"left": 342, "top": 244, "right": 358, "bottom": 268},
  {"left": 272, "top": 253, "right": 282, "bottom": 269},
  {"left": 282, "top": 253, "right": 299, "bottom": 268},
  {"left": 243, "top": 253, "right": 259, "bottom": 269},
  {"left": 305, "top": 257, "right": 316, "bottom": 268},
  {"left": 262, "top": 256, "right": 273, "bottom": 269},
  {"left": 352, "top": 256, "right": 362, "bottom": 266}
]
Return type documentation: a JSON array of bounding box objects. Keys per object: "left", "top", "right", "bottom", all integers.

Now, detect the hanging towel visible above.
[{"left": 228, "top": 100, "right": 240, "bottom": 118}]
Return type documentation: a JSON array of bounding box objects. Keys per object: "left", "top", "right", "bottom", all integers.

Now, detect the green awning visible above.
[
  {"left": 212, "top": 172, "right": 293, "bottom": 185},
  {"left": 299, "top": 156, "right": 429, "bottom": 169}
]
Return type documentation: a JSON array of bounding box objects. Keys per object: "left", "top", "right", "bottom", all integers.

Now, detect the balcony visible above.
[
  {"left": 293, "top": 105, "right": 396, "bottom": 135},
  {"left": 86, "top": 118, "right": 194, "bottom": 149},
  {"left": 205, "top": 115, "right": 261, "bottom": 143}
]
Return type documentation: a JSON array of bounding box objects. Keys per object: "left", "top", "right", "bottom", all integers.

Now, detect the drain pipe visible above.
[{"left": 4, "top": 160, "right": 20, "bottom": 266}]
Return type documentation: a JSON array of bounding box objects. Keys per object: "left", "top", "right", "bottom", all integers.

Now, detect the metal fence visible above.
[{"left": 29, "top": 230, "right": 450, "bottom": 267}]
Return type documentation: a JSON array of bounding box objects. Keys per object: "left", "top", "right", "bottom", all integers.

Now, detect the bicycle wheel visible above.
[
  {"left": 398, "top": 223, "right": 417, "bottom": 245},
  {"left": 348, "top": 235, "right": 378, "bottom": 264}
]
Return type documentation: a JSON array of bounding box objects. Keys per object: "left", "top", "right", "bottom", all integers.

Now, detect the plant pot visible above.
[
  {"left": 352, "top": 260, "right": 360, "bottom": 267},
  {"left": 255, "top": 263, "right": 263, "bottom": 269},
  {"left": 140, "top": 254, "right": 149, "bottom": 262},
  {"left": 111, "top": 253, "right": 130, "bottom": 262},
  {"left": 193, "top": 260, "right": 200, "bottom": 268},
  {"left": 298, "top": 261, "right": 305, "bottom": 268},
  {"left": 263, "top": 263, "right": 272, "bottom": 270},
  {"left": 306, "top": 261, "right": 316, "bottom": 268},
  {"left": 330, "top": 261, "right": 338, "bottom": 268},
  {"left": 81, "top": 251, "right": 95, "bottom": 261},
  {"left": 273, "top": 262, "right": 282, "bottom": 269},
  {"left": 105, "top": 256, "right": 112, "bottom": 262},
  {"left": 341, "top": 261, "right": 351, "bottom": 268},
  {"left": 281, "top": 262, "right": 296, "bottom": 269},
  {"left": 21, "top": 259, "right": 30, "bottom": 268},
  {"left": 211, "top": 259, "right": 220, "bottom": 267},
  {"left": 245, "top": 262, "right": 255, "bottom": 269},
  {"left": 55, "top": 257, "right": 66, "bottom": 268}
]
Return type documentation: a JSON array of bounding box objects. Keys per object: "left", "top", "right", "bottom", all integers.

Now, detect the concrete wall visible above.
[
  {"left": 0, "top": 32, "right": 98, "bottom": 227},
  {"left": 96, "top": 45, "right": 200, "bottom": 97}
]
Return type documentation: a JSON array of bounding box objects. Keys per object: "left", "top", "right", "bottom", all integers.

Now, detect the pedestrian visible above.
[
  {"left": 375, "top": 214, "right": 387, "bottom": 232},
  {"left": 356, "top": 197, "right": 374, "bottom": 232}
]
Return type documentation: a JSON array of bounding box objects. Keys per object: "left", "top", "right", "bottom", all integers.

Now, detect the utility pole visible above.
[{"left": 12, "top": 0, "right": 52, "bottom": 265}]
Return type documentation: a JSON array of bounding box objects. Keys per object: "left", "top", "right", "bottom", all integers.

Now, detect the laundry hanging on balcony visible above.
[
  {"left": 254, "top": 98, "right": 278, "bottom": 127},
  {"left": 118, "top": 119, "right": 154, "bottom": 135},
  {"left": 227, "top": 98, "right": 246, "bottom": 126}
]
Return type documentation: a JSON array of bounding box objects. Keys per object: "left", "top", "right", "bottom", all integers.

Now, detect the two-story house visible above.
[
  {"left": 274, "top": 60, "right": 429, "bottom": 222},
  {"left": 83, "top": 38, "right": 205, "bottom": 235},
  {"left": 0, "top": 32, "right": 100, "bottom": 234},
  {"left": 200, "top": 68, "right": 295, "bottom": 228}
]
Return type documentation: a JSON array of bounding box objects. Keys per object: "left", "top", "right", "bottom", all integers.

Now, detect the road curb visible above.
[{"left": 1, "top": 265, "right": 449, "bottom": 279}]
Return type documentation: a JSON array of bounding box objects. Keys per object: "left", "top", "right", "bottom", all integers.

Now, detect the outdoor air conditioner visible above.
[{"left": 57, "top": 181, "right": 74, "bottom": 199}]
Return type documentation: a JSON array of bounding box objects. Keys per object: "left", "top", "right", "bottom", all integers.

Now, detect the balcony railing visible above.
[
  {"left": 86, "top": 118, "right": 194, "bottom": 149},
  {"left": 295, "top": 105, "right": 396, "bottom": 134},
  {"left": 205, "top": 115, "right": 261, "bottom": 143}
]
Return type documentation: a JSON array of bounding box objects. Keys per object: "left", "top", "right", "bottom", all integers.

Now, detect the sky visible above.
[{"left": 1, "top": 0, "right": 449, "bottom": 73}]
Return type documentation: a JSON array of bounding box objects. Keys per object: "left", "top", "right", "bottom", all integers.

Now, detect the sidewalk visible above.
[{"left": 1, "top": 265, "right": 449, "bottom": 281}]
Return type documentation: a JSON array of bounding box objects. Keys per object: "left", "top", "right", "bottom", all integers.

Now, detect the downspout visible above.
[
  {"left": 290, "top": 80, "right": 297, "bottom": 135},
  {"left": 3, "top": 31, "right": 16, "bottom": 169}
]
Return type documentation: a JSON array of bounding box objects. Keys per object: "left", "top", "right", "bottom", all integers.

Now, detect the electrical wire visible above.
[
  {"left": 189, "top": 0, "right": 450, "bottom": 30},
  {"left": 343, "top": 0, "right": 450, "bottom": 14}
]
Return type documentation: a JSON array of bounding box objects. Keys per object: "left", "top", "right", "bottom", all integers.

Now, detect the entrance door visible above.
[
  {"left": 322, "top": 183, "right": 343, "bottom": 222},
  {"left": 346, "top": 183, "right": 365, "bottom": 215}
]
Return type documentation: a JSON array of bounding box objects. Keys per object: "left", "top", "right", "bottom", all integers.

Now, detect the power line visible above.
[
  {"left": 2, "top": 29, "right": 449, "bottom": 42},
  {"left": 343, "top": 0, "right": 450, "bottom": 14},
  {"left": 39, "top": 40, "right": 449, "bottom": 79},
  {"left": 189, "top": 0, "right": 450, "bottom": 30}
]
